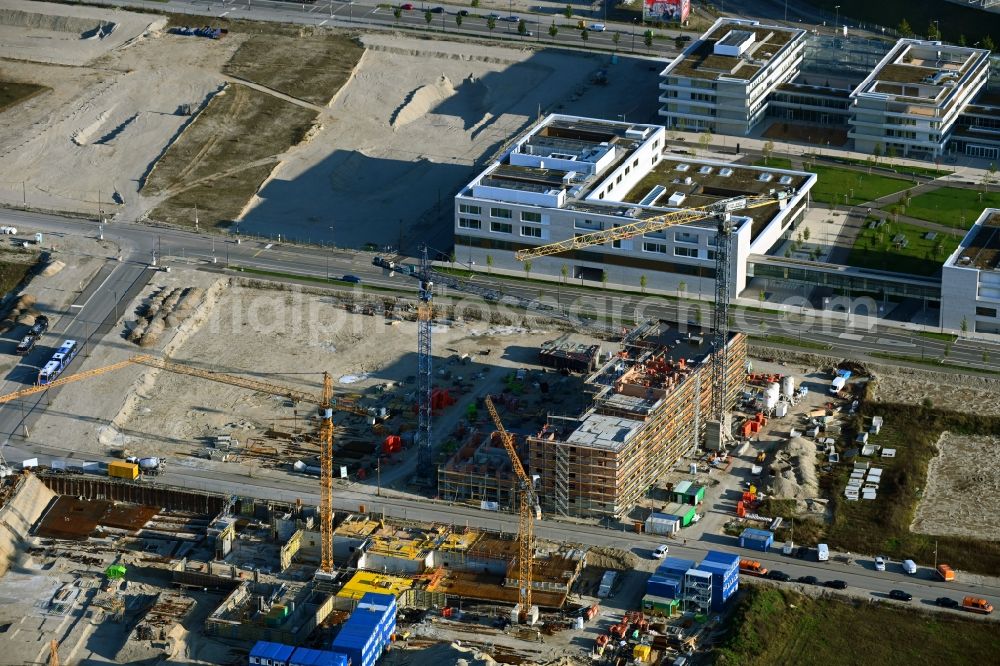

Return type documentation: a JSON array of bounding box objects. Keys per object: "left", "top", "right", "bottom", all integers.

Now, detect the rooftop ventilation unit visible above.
[
  {"left": 779, "top": 175, "right": 793, "bottom": 185},
  {"left": 758, "top": 173, "right": 774, "bottom": 182},
  {"left": 699, "top": 166, "right": 713, "bottom": 174},
  {"left": 675, "top": 163, "right": 690, "bottom": 172},
  {"left": 719, "top": 168, "right": 734, "bottom": 177}
]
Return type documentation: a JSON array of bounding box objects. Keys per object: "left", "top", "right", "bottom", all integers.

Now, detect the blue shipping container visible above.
[
  {"left": 250, "top": 641, "right": 295, "bottom": 666},
  {"left": 702, "top": 550, "right": 741, "bottom": 570},
  {"left": 658, "top": 558, "right": 696, "bottom": 577},
  {"left": 739, "top": 528, "right": 774, "bottom": 551},
  {"left": 289, "top": 648, "right": 349, "bottom": 666}
]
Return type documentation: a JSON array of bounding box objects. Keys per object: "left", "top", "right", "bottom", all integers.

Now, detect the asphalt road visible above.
[
  {"left": 2, "top": 207, "right": 998, "bottom": 374},
  {"left": 89, "top": 0, "right": 680, "bottom": 57}
]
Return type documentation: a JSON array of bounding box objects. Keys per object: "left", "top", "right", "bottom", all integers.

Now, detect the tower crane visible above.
[
  {"left": 484, "top": 395, "right": 538, "bottom": 624},
  {"left": 514, "top": 191, "right": 791, "bottom": 426},
  {"left": 0, "top": 354, "right": 368, "bottom": 573}
]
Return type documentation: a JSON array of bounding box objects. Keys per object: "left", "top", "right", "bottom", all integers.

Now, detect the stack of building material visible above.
[
  {"left": 330, "top": 592, "right": 397, "bottom": 666},
  {"left": 696, "top": 551, "right": 740, "bottom": 611},
  {"left": 739, "top": 528, "right": 774, "bottom": 552}
]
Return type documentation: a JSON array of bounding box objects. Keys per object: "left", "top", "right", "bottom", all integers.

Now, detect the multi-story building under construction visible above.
[{"left": 528, "top": 322, "right": 747, "bottom": 520}]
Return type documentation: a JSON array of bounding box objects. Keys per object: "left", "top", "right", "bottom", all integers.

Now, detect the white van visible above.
[
  {"left": 817, "top": 543, "right": 830, "bottom": 561},
  {"left": 0, "top": 226, "right": 17, "bottom": 235},
  {"left": 902, "top": 559, "right": 917, "bottom": 574}
]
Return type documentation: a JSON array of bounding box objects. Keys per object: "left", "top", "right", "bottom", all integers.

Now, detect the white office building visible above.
[
  {"left": 659, "top": 18, "right": 807, "bottom": 135},
  {"left": 941, "top": 209, "right": 1000, "bottom": 335},
  {"left": 453, "top": 114, "right": 815, "bottom": 296},
  {"left": 849, "top": 40, "right": 991, "bottom": 159}
]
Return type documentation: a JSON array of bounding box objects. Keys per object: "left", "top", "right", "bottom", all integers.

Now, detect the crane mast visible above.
[{"left": 485, "top": 395, "right": 536, "bottom": 622}]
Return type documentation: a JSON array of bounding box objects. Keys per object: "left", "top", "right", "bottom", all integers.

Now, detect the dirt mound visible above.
[
  {"left": 1, "top": 294, "right": 39, "bottom": 331},
  {"left": 390, "top": 75, "right": 456, "bottom": 129},
  {"left": 40, "top": 260, "right": 65, "bottom": 277},
  {"left": 128, "top": 286, "right": 204, "bottom": 347},
  {"left": 586, "top": 546, "right": 636, "bottom": 571},
  {"left": 0, "top": 8, "right": 111, "bottom": 34},
  {"left": 769, "top": 436, "right": 819, "bottom": 501}
]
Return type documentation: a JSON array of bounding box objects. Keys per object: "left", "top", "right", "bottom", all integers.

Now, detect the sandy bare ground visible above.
[
  {"left": 0, "top": 0, "right": 161, "bottom": 66},
  {"left": 238, "top": 32, "right": 662, "bottom": 250},
  {"left": 870, "top": 370, "right": 1000, "bottom": 416},
  {"left": 911, "top": 433, "right": 1000, "bottom": 541},
  {"left": 0, "top": 3, "right": 244, "bottom": 216}
]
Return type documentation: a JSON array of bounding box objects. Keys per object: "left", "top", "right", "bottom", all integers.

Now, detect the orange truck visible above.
[
  {"left": 936, "top": 563, "right": 955, "bottom": 582},
  {"left": 962, "top": 597, "right": 994, "bottom": 614},
  {"left": 739, "top": 559, "right": 769, "bottom": 576}
]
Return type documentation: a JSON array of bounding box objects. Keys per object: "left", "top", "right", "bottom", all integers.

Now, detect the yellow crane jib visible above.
[{"left": 513, "top": 191, "right": 790, "bottom": 261}]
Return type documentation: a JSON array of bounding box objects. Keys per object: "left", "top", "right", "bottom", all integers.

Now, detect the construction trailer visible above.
[{"left": 527, "top": 325, "right": 747, "bottom": 520}]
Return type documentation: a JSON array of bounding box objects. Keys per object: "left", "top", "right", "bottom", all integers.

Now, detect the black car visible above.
[
  {"left": 765, "top": 570, "right": 790, "bottom": 582},
  {"left": 888, "top": 589, "right": 913, "bottom": 601},
  {"left": 824, "top": 580, "right": 848, "bottom": 590},
  {"left": 30, "top": 315, "right": 49, "bottom": 336},
  {"left": 935, "top": 597, "right": 959, "bottom": 608},
  {"left": 430, "top": 6, "right": 444, "bottom": 12},
  {"left": 457, "top": 9, "right": 469, "bottom": 16},
  {"left": 15, "top": 334, "right": 36, "bottom": 356},
  {"left": 678, "top": 35, "right": 692, "bottom": 41},
  {"left": 797, "top": 575, "right": 819, "bottom": 585},
  {"left": 341, "top": 275, "right": 362, "bottom": 284},
  {"left": 794, "top": 546, "right": 809, "bottom": 559}
]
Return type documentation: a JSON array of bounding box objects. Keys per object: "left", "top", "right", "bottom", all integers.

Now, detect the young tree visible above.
[
  {"left": 601, "top": 270, "right": 608, "bottom": 289},
  {"left": 581, "top": 28, "right": 589, "bottom": 43},
  {"left": 989, "top": 163, "right": 998, "bottom": 192},
  {"left": 393, "top": 7, "right": 402, "bottom": 23},
  {"left": 961, "top": 316, "right": 968, "bottom": 336},
  {"left": 518, "top": 19, "right": 527, "bottom": 38},
  {"left": 523, "top": 259, "right": 532, "bottom": 279},
  {"left": 644, "top": 30, "right": 654, "bottom": 50},
  {"left": 677, "top": 280, "right": 686, "bottom": 298},
  {"left": 872, "top": 143, "right": 883, "bottom": 165},
  {"left": 803, "top": 227, "right": 811, "bottom": 242},
  {"left": 487, "top": 16, "right": 496, "bottom": 34},
  {"left": 640, "top": 274, "right": 647, "bottom": 293},
  {"left": 486, "top": 254, "right": 494, "bottom": 273},
  {"left": 425, "top": 9, "right": 433, "bottom": 27},
  {"left": 927, "top": 21, "right": 939, "bottom": 40},
  {"left": 698, "top": 130, "right": 713, "bottom": 155},
  {"left": 548, "top": 22, "right": 558, "bottom": 39},
  {"left": 958, "top": 34, "right": 967, "bottom": 47},
  {"left": 455, "top": 12, "right": 463, "bottom": 28},
  {"left": 984, "top": 350, "right": 991, "bottom": 364},
  {"left": 898, "top": 19, "right": 913, "bottom": 38},
  {"left": 470, "top": 0, "right": 479, "bottom": 6},
  {"left": 762, "top": 140, "right": 775, "bottom": 165},
  {"left": 983, "top": 35, "right": 995, "bottom": 52},
  {"left": 944, "top": 342, "right": 952, "bottom": 358},
  {"left": 759, "top": 289, "right": 766, "bottom": 303},
  {"left": 612, "top": 31, "right": 620, "bottom": 51},
  {"left": 564, "top": 4, "right": 573, "bottom": 19},
  {"left": 674, "top": 35, "right": 684, "bottom": 49},
  {"left": 560, "top": 264, "right": 569, "bottom": 283}
]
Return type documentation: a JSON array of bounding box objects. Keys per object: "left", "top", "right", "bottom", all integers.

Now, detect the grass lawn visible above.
[
  {"left": 846, "top": 220, "right": 960, "bottom": 276},
  {"left": 713, "top": 587, "right": 1000, "bottom": 666},
  {"left": 223, "top": 34, "right": 363, "bottom": 106},
  {"left": 0, "top": 81, "right": 48, "bottom": 113},
  {"left": 753, "top": 157, "right": 793, "bottom": 170},
  {"left": 826, "top": 156, "right": 952, "bottom": 179},
  {"left": 145, "top": 85, "right": 316, "bottom": 228},
  {"left": 904, "top": 187, "right": 1000, "bottom": 229},
  {"left": 820, "top": 402, "right": 1000, "bottom": 575},
  {"left": 0, "top": 252, "right": 39, "bottom": 296},
  {"left": 809, "top": 165, "right": 910, "bottom": 206}
]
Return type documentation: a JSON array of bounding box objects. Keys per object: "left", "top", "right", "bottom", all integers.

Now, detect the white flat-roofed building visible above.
[
  {"left": 453, "top": 114, "right": 816, "bottom": 297},
  {"left": 658, "top": 18, "right": 807, "bottom": 135},
  {"left": 849, "top": 40, "right": 991, "bottom": 159},
  {"left": 941, "top": 209, "right": 1000, "bottom": 335}
]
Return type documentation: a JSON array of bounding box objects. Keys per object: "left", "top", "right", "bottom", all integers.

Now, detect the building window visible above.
[
  {"left": 521, "top": 211, "right": 542, "bottom": 223},
  {"left": 707, "top": 250, "right": 716, "bottom": 260},
  {"left": 674, "top": 231, "right": 699, "bottom": 244},
  {"left": 521, "top": 225, "right": 542, "bottom": 238},
  {"left": 633, "top": 159, "right": 639, "bottom": 168},
  {"left": 977, "top": 306, "right": 998, "bottom": 318},
  {"left": 575, "top": 218, "right": 604, "bottom": 231},
  {"left": 490, "top": 207, "right": 512, "bottom": 219},
  {"left": 459, "top": 204, "right": 481, "bottom": 215},
  {"left": 490, "top": 221, "right": 513, "bottom": 234},
  {"left": 643, "top": 242, "right": 668, "bottom": 254},
  {"left": 674, "top": 246, "right": 698, "bottom": 258},
  {"left": 458, "top": 217, "right": 481, "bottom": 230}
]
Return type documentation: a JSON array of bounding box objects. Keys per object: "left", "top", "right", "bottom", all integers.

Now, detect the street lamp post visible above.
[
  {"left": 631, "top": 19, "right": 636, "bottom": 53},
  {"left": 834, "top": 5, "right": 840, "bottom": 30}
]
